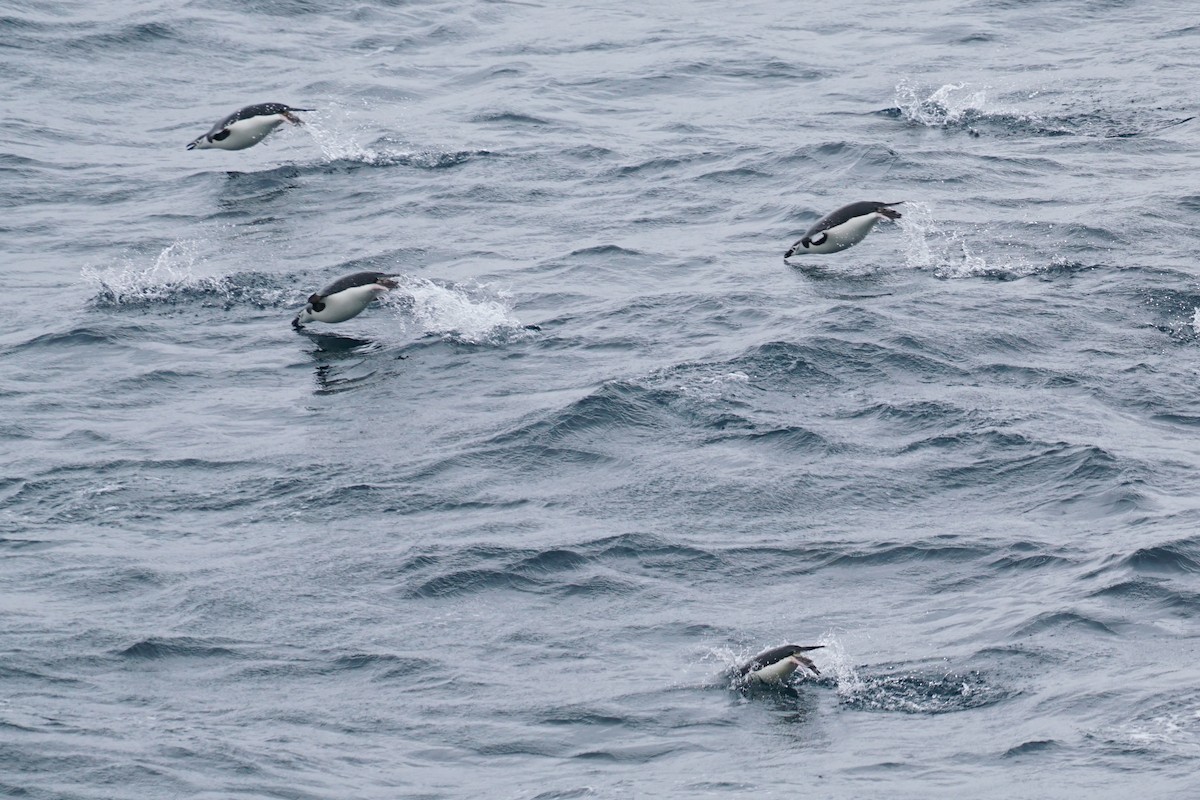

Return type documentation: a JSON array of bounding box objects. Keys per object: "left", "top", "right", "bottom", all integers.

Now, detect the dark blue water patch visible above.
[
  {"left": 735, "top": 336, "right": 969, "bottom": 392},
  {"left": 569, "top": 743, "right": 678, "bottom": 763},
  {"left": 0, "top": 14, "right": 52, "bottom": 36},
  {"left": 1011, "top": 610, "right": 1118, "bottom": 638},
  {"left": 410, "top": 569, "right": 543, "bottom": 598},
  {"left": 554, "top": 574, "right": 645, "bottom": 597},
  {"left": 837, "top": 665, "right": 1013, "bottom": 714},
  {"left": 1120, "top": 540, "right": 1200, "bottom": 574},
  {"left": 695, "top": 166, "right": 770, "bottom": 185},
  {"left": 880, "top": 97, "right": 1190, "bottom": 140},
  {"left": 489, "top": 381, "right": 672, "bottom": 443},
  {"left": 1086, "top": 689, "right": 1200, "bottom": 763},
  {"left": 844, "top": 399, "right": 974, "bottom": 434},
  {"left": 86, "top": 270, "right": 292, "bottom": 309},
  {"left": 232, "top": 0, "right": 341, "bottom": 16},
  {"left": 1087, "top": 578, "right": 1200, "bottom": 613},
  {"left": 117, "top": 636, "right": 241, "bottom": 660},
  {"left": 329, "top": 652, "right": 434, "bottom": 676},
  {"left": 564, "top": 244, "right": 647, "bottom": 261},
  {"left": 65, "top": 21, "right": 181, "bottom": 55},
  {"left": 593, "top": 534, "right": 723, "bottom": 578},
  {"left": 209, "top": 167, "right": 302, "bottom": 207},
  {"left": 0, "top": 536, "right": 56, "bottom": 551},
  {"left": 11, "top": 326, "right": 134, "bottom": 351},
  {"left": 988, "top": 550, "right": 1073, "bottom": 571},
  {"left": 915, "top": 437, "right": 1127, "bottom": 500},
  {"left": 825, "top": 539, "right": 989, "bottom": 568},
  {"left": 397, "top": 534, "right": 726, "bottom": 598},
  {"left": 610, "top": 152, "right": 724, "bottom": 180},
  {"left": 611, "top": 57, "right": 833, "bottom": 85},
  {"left": 513, "top": 547, "right": 592, "bottom": 573},
  {"left": 727, "top": 339, "right": 838, "bottom": 388},
  {"left": 1003, "top": 739, "right": 1062, "bottom": 757},
  {"left": 471, "top": 110, "right": 555, "bottom": 127},
  {"left": 529, "top": 789, "right": 598, "bottom": 800},
  {"left": 1, "top": 458, "right": 288, "bottom": 529},
  {"left": 337, "top": 147, "right": 493, "bottom": 171},
  {"left": 712, "top": 424, "right": 830, "bottom": 451},
  {"left": 1138, "top": 284, "right": 1200, "bottom": 325}
]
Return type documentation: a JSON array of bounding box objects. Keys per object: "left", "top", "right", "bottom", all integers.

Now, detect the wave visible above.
[
  {"left": 299, "top": 106, "right": 491, "bottom": 168},
  {"left": 383, "top": 276, "right": 534, "bottom": 346},
  {"left": 117, "top": 636, "right": 241, "bottom": 660},
  {"left": 81, "top": 241, "right": 294, "bottom": 309},
  {"left": 885, "top": 79, "right": 1194, "bottom": 139},
  {"left": 81, "top": 244, "right": 532, "bottom": 344},
  {"left": 1092, "top": 692, "right": 1200, "bottom": 760},
  {"left": 898, "top": 201, "right": 1054, "bottom": 279},
  {"left": 398, "top": 533, "right": 723, "bottom": 599},
  {"left": 716, "top": 638, "right": 1015, "bottom": 714},
  {"left": 830, "top": 644, "right": 1014, "bottom": 714}
]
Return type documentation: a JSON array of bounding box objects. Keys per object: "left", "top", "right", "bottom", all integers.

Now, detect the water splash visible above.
[
  {"left": 80, "top": 240, "right": 293, "bottom": 309},
  {"left": 81, "top": 240, "right": 203, "bottom": 305},
  {"left": 1099, "top": 705, "right": 1200, "bottom": 758},
  {"left": 301, "top": 105, "right": 483, "bottom": 168},
  {"left": 894, "top": 79, "right": 991, "bottom": 129},
  {"left": 672, "top": 371, "right": 751, "bottom": 403},
  {"left": 898, "top": 202, "right": 1038, "bottom": 279},
  {"left": 814, "top": 635, "right": 861, "bottom": 697},
  {"left": 387, "top": 276, "right": 533, "bottom": 345}
]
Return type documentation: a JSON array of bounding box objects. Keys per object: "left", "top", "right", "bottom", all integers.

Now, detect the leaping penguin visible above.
[
  {"left": 187, "top": 103, "right": 312, "bottom": 151},
  {"left": 293, "top": 272, "right": 399, "bottom": 329},
  {"left": 737, "top": 644, "right": 824, "bottom": 686},
  {"left": 784, "top": 201, "right": 903, "bottom": 259}
]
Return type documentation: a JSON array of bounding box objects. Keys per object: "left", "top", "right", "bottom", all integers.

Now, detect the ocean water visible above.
[{"left": 4, "top": 0, "right": 1200, "bottom": 797}]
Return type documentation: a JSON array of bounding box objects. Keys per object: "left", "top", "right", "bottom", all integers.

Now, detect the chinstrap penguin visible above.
[
  {"left": 293, "top": 272, "right": 399, "bottom": 329},
  {"left": 784, "top": 201, "right": 903, "bottom": 259},
  {"left": 737, "top": 644, "right": 823, "bottom": 686},
  {"left": 187, "top": 103, "right": 312, "bottom": 151}
]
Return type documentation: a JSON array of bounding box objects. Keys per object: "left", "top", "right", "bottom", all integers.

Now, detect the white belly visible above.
[
  {"left": 306, "top": 284, "right": 385, "bottom": 324},
  {"left": 806, "top": 214, "right": 881, "bottom": 254},
  {"left": 213, "top": 116, "right": 286, "bottom": 150},
  {"left": 748, "top": 656, "right": 800, "bottom": 684}
]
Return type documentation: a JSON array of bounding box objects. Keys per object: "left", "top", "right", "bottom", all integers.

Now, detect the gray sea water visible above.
[{"left": 4, "top": 0, "right": 1200, "bottom": 797}]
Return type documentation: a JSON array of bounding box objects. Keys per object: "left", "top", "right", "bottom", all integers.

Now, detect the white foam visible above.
[
  {"left": 818, "top": 634, "right": 867, "bottom": 700},
  {"left": 82, "top": 240, "right": 211, "bottom": 304},
  {"left": 894, "top": 79, "right": 991, "bottom": 128},
  {"left": 80, "top": 240, "right": 290, "bottom": 308},
  {"left": 385, "top": 276, "right": 531, "bottom": 345},
  {"left": 300, "top": 104, "right": 437, "bottom": 166},
  {"left": 898, "top": 202, "right": 1039, "bottom": 279}
]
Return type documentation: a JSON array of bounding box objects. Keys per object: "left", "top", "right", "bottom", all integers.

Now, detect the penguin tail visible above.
[{"left": 877, "top": 202, "right": 904, "bottom": 220}]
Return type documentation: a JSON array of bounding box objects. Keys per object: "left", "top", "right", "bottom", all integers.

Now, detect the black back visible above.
[
  {"left": 806, "top": 201, "right": 902, "bottom": 236},
  {"left": 737, "top": 644, "right": 823, "bottom": 676},
  {"left": 316, "top": 271, "right": 395, "bottom": 299},
  {"left": 206, "top": 103, "right": 310, "bottom": 136},
  {"left": 221, "top": 103, "right": 298, "bottom": 125}
]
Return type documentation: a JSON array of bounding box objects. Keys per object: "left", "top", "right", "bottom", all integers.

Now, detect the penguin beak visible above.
[
  {"left": 186, "top": 140, "right": 197, "bottom": 150},
  {"left": 377, "top": 277, "right": 399, "bottom": 290}
]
